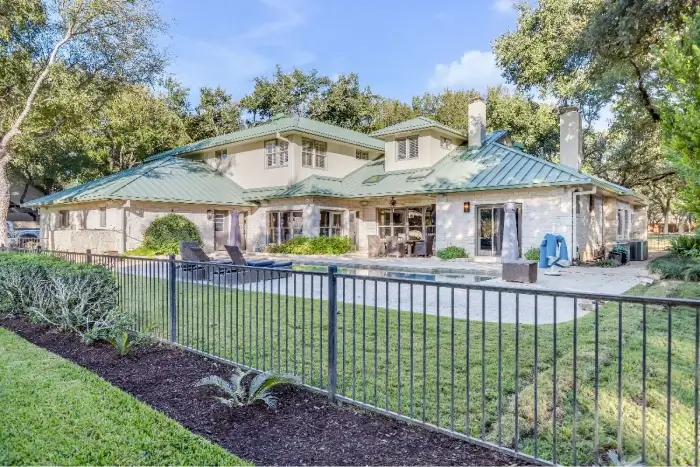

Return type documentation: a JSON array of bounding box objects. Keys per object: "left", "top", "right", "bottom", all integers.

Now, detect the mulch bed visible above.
[{"left": 2, "top": 317, "right": 526, "bottom": 466}]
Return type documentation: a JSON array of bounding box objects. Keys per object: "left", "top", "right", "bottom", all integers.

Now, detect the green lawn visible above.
[
  {"left": 118, "top": 269, "right": 700, "bottom": 466},
  {"left": 0, "top": 327, "right": 248, "bottom": 466}
]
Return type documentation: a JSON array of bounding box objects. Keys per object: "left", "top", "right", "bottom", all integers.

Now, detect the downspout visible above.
[{"left": 571, "top": 186, "right": 597, "bottom": 263}]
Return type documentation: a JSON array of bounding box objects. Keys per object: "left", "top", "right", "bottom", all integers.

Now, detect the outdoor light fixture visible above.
[
  {"left": 463, "top": 201, "right": 471, "bottom": 213},
  {"left": 390, "top": 197, "right": 397, "bottom": 208},
  {"left": 207, "top": 210, "right": 214, "bottom": 220}
]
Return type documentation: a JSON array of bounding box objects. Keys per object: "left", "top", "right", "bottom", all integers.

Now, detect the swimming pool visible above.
[{"left": 292, "top": 264, "right": 495, "bottom": 283}]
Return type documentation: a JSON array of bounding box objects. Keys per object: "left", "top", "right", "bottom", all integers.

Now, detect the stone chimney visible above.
[
  {"left": 559, "top": 106, "right": 582, "bottom": 171},
  {"left": 468, "top": 97, "right": 486, "bottom": 148}
]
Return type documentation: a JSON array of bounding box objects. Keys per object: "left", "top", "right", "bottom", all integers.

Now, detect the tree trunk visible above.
[
  {"left": 678, "top": 218, "right": 685, "bottom": 234},
  {"left": 0, "top": 155, "right": 10, "bottom": 246},
  {"left": 663, "top": 213, "right": 669, "bottom": 235}
]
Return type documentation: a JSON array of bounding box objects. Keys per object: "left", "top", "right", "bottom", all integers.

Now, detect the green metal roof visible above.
[
  {"left": 145, "top": 116, "right": 385, "bottom": 162},
  {"left": 370, "top": 116, "right": 469, "bottom": 139},
  {"left": 24, "top": 157, "right": 253, "bottom": 208},
  {"left": 247, "top": 132, "right": 636, "bottom": 200}
]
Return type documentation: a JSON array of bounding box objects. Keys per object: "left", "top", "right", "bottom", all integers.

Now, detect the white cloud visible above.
[
  {"left": 428, "top": 51, "right": 505, "bottom": 92},
  {"left": 242, "top": 0, "right": 306, "bottom": 43},
  {"left": 492, "top": 0, "right": 517, "bottom": 13}
]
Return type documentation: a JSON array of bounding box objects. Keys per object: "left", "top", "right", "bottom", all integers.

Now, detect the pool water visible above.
[{"left": 292, "top": 265, "right": 495, "bottom": 283}]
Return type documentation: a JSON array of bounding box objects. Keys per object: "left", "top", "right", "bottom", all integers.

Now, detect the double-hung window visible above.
[
  {"left": 302, "top": 138, "right": 327, "bottom": 169},
  {"left": 396, "top": 136, "right": 419, "bottom": 161},
  {"left": 265, "top": 139, "right": 289, "bottom": 168}
]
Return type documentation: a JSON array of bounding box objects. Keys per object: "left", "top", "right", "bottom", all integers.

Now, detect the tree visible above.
[
  {"left": 187, "top": 87, "right": 242, "bottom": 141},
  {"left": 658, "top": 11, "right": 700, "bottom": 219},
  {"left": 307, "top": 73, "right": 377, "bottom": 132},
  {"left": 240, "top": 65, "right": 330, "bottom": 124},
  {"left": 0, "top": 0, "right": 166, "bottom": 243}
]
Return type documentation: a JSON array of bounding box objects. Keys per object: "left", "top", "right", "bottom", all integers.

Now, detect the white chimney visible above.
[
  {"left": 468, "top": 97, "right": 486, "bottom": 147},
  {"left": 559, "top": 106, "right": 582, "bottom": 171}
]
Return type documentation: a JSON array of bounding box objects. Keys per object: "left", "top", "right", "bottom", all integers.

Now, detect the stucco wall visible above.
[
  {"left": 383, "top": 130, "right": 464, "bottom": 172},
  {"left": 436, "top": 187, "right": 575, "bottom": 259},
  {"left": 202, "top": 133, "right": 379, "bottom": 189}
]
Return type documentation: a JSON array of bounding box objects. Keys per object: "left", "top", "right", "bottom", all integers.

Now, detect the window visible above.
[
  {"left": 264, "top": 139, "right": 289, "bottom": 168},
  {"left": 214, "top": 211, "right": 225, "bottom": 232},
  {"left": 59, "top": 210, "right": 69, "bottom": 228},
  {"left": 377, "top": 205, "right": 435, "bottom": 241},
  {"left": 356, "top": 149, "right": 370, "bottom": 160},
  {"left": 320, "top": 211, "right": 343, "bottom": 237},
  {"left": 617, "top": 209, "right": 623, "bottom": 236},
  {"left": 302, "top": 138, "right": 327, "bottom": 169},
  {"left": 362, "top": 174, "right": 387, "bottom": 185},
  {"left": 99, "top": 207, "right": 106, "bottom": 228},
  {"left": 268, "top": 211, "right": 302, "bottom": 243},
  {"left": 440, "top": 137, "right": 452, "bottom": 149},
  {"left": 396, "top": 136, "right": 419, "bottom": 160},
  {"left": 214, "top": 149, "right": 228, "bottom": 159}
]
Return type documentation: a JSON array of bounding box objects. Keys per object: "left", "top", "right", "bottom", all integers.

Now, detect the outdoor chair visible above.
[
  {"left": 367, "top": 235, "right": 385, "bottom": 257},
  {"left": 179, "top": 241, "right": 201, "bottom": 261},
  {"left": 178, "top": 244, "right": 232, "bottom": 281},
  {"left": 426, "top": 236, "right": 435, "bottom": 257},
  {"left": 385, "top": 236, "right": 404, "bottom": 258},
  {"left": 225, "top": 244, "right": 292, "bottom": 269}
]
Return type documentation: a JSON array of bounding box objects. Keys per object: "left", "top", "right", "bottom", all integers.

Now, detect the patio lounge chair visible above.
[
  {"left": 224, "top": 245, "right": 292, "bottom": 269},
  {"left": 385, "top": 236, "right": 404, "bottom": 258},
  {"left": 179, "top": 241, "right": 201, "bottom": 261},
  {"left": 367, "top": 235, "right": 384, "bottom": 257}
]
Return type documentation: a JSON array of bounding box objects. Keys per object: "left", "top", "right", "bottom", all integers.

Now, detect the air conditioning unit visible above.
[{"left": 629, "top": 240, "right": 648, "bottom": 261}]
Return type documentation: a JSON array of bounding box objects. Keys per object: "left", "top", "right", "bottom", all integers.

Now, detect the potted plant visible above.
[{"left": 610, "top": 245, "right": 628, "bottom": 266}]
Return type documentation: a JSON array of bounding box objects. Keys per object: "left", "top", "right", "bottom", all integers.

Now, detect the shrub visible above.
[
  {"left": 266, "top": 236, "right": 355, "bottom": 255},
  {"left": 436, "top": 246, "right": 468, "bottom": 260},
  {"left": 593, "top": 259, "right": 617, "bottom": 268},
  {"left": 0, "top": 253, "right": 126, "bottom": 342},
  {"left": 196, "top": 367, "right": 299, "bottom": 409},
  {"left": 649, "top": 254, "right": 700, "bottom": 281},
  {"left": 524, "top": 246, "right": 540, "bottom": 261},
  {"left": 141, "top": 214, "right": 202, "bottom": 255},
  {"left": 670, "top": 234, "right": 700, "bottom": 257}
]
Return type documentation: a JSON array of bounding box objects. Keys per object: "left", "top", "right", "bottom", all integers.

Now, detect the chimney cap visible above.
[
  {"left": 471, "top": 95, "right": 485, "bottom": 103},
  {"left": 559, "top": 105, "right": 579, "bottom": 115}
]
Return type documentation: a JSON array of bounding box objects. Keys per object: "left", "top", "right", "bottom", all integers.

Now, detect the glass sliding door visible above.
[
  {"left": 476, "top": 205, "right": 521, "bottom": 256},
  {"left": 320, "top": 210, "right": 343, "bottom": 237},
  {"left": 377, "top": 206, "right": 435, "bottom": 241},
  {"left": 268, "top": 211, "right": 302, "bottom": 244}
]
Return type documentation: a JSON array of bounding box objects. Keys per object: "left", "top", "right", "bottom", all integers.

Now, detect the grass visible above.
[
  {"left": 116, "top": 267, "right": 700, "bottom": 466},
  {"left": 0, "top": 327, "right": 249, "bottom": 466}
]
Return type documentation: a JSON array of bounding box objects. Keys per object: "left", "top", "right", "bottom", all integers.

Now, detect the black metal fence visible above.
[{"left": 10, "top": 248, "right": 700, "bottom": 466}]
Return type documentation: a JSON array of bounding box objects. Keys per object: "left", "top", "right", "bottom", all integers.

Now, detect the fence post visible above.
[
  {"left": 169, "top": 253, "right": 177, "bottom": 342},
  {"left": 86, "top": 249, "right": 92, "bottom": 265},
  {"left": 327, "top": 264, "right": 338, "bottom": 403}
]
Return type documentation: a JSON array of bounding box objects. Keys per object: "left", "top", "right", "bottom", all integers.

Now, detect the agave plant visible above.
[
  {"left": 196, "top": 367, "right": 299, "bottom": 409},
  {"left": 605, "top": 450, "right": 644, "bottom": 467}
]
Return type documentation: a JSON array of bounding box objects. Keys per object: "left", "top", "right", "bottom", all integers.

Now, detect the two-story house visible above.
[{"left": 25, "top": 99, "right": 647, "bottom": 261}]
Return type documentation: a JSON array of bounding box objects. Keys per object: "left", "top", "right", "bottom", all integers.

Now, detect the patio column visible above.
[{"left": 302, "top": 203, "right": 320, "bottom": 237}]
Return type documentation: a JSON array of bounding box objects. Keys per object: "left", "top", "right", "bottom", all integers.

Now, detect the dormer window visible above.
[
  {"left": 440, "top": 137, "right": 452, "bottom": 149},
  {"left": 397, "top": 136, "right": 419, "bottom": 161},
  {"left": 215, "top": 149, "right": 228, "bottom": 159},
  {"left": 265, "top": 139, "right": 289, "bottom": 168},
  {"left": 302, "top": 138, "right": 327, "bottom": 169},
  {"left": 356, "top": 149, "right": 369, "bottom": 160}
]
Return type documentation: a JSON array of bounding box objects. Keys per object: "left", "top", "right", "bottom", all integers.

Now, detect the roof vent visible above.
[
  {"left": 362, "top": 175, "right": 387, "bottom": 185},
  {"left": 512, "top": 142, "right": 525, "bottom": 151}
]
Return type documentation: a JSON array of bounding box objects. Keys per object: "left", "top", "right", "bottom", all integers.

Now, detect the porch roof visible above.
[{"left": 23, "top": 157, "right": 253, "bottom": 208}]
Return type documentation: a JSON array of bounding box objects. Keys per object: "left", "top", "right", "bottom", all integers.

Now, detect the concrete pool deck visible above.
[{"left": 121, "top": 253, "right": 659, "bottom": 325}]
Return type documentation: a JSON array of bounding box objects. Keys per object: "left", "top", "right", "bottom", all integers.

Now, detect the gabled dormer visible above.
[{"left": 370, "top": 116, "right": 468, "bottom": 172}]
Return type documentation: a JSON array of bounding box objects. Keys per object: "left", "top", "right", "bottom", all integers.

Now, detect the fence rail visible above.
[{"left": 7, "top": 247, "right": 700, "bottom": 466}]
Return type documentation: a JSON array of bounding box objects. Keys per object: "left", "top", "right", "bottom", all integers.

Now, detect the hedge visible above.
[
  {"left": 267, "top": 236, "right": 355, "bottom": 255},
  {"left": 141, "top": 214, "right": 202, "bottom": 255}
]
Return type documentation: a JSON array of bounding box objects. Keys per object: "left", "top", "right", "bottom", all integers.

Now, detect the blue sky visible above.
[{"left": 157, "top": 0, "right": 521, "bottom": 104}]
